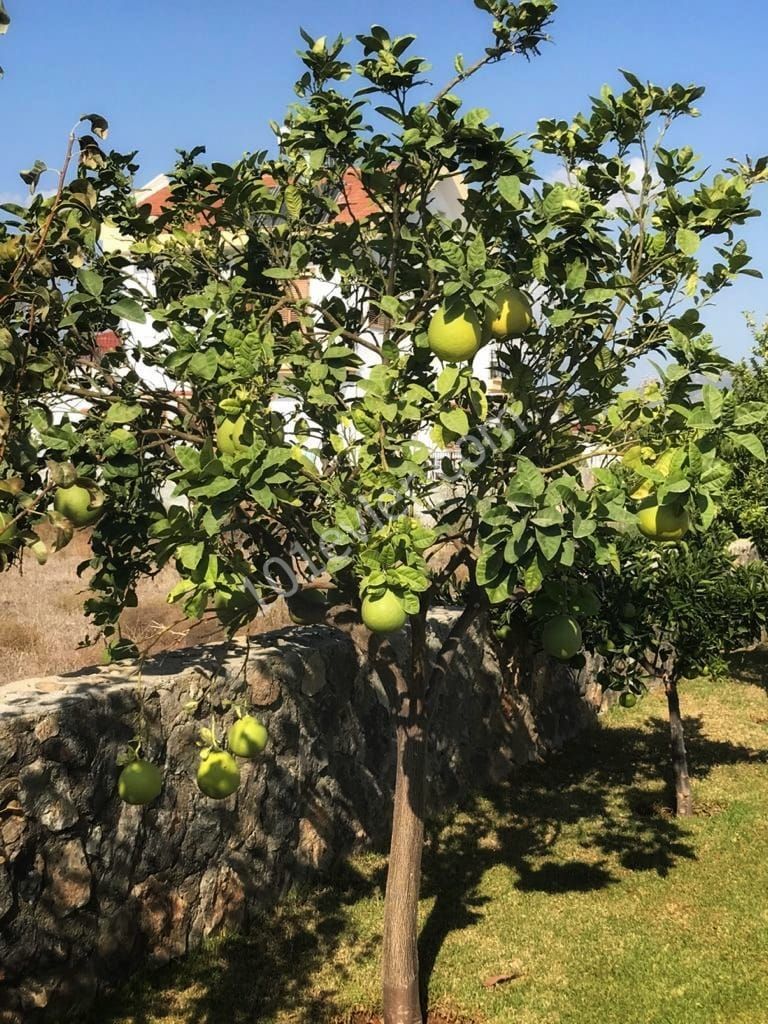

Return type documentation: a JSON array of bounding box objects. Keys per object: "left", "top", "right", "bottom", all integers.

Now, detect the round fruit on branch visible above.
[
  {"left": 216, "top": 415, "right": 248, "bottom": 456},
  {"left": 636, "top": 502, "right": 690, "bottom": 541},
  {"left": 196, "top": 750, "right": 241, "bottom": 799},
  {"left": 361, "top": 589, "right": 408, "bottom": 634},
  {"left": 53, "top": 482, "right": 104, "bottom": 527},
  {"left": 228, "top": 715, "right": 269, "bottom": 758},
  {"left": 427, "top": 302, "right": 482, "bottom": 363},
  {"left": 287, "top": 587, "right": 329, "bottom": 625},
  {"left": 541, "top": 614, "right": 583, "bottom": 661},
  {"left": 117, "top": 759, "right": 163, "bottom": 805},
  {"left": 485, "top": 285, "right": 533, "bottom": 339}
]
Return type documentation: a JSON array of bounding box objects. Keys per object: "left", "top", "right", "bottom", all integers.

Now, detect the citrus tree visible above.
[
  {"left": 586, "top": 525, "right": 768, "bottom": 816},
  {"left": 2, "top": 2, "right": 768, "bottom": 1019},
  {"left": 721, "top": 315, "right": 768, "bottom": 553}
]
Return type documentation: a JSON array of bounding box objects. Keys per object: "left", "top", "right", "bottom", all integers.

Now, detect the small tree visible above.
[
  {"left": 721, "top": 315, "right": 768, "bottom": 554},
  {"left": 2, "top": 3, "right": 767, "bottom": 1019},
  {"left": 587, "top": 528, "right": 768, "bottom": 815}
]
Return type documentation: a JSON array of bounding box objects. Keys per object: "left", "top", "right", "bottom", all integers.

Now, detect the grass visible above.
[
  {"left": 0, "top": 529, "right": 292, "bottom": 682},
  {"left": 90, "top": 654, "right": 768, "bottom": 1024}
]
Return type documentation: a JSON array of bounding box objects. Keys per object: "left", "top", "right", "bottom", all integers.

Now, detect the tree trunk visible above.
[
  {"left": 665, "top": 675, "right": 693, "bottom": 817},
  {"left": 382, "top": 699, "right": 428, "bottom": 1024},
  {"left": 379, "top": 600, "right": 481, "bottom": 1024}
]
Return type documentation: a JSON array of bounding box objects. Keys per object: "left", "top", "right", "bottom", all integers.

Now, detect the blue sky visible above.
[{"left": 1, "top": 0, "right": 766, "bottom": 359}]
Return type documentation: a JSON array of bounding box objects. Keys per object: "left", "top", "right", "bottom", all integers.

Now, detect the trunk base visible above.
[{"left": 347, "top": 1012, "right": 478, "bottom": 1024}]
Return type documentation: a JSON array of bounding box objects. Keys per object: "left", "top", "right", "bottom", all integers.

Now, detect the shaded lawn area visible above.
[{"left": 93, "top": 659, "right": 768, "bottom": 1024}]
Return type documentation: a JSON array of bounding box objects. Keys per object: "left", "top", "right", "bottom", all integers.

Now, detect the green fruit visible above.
[
  {"left": 216, "top": 415, "right": 248, "bottom": 455},
  {"left": 485, "top": 286, "right": 533, "bottom": 339},
  {"left": 118, "top": 760, "right": 163, "bottom": 805},
  {"left": 228, "top": 715, "right": 268, "bottom": 758},
  {"left": 427, "top": 303, "right": 482, "bottom": 363},
  {"left": 0, "top": 511, "right": 18, "bottom": 547},
  {"left": 637, "top": 503, "right": 690, "bottom": 541},
  {"left": 621, "top": 602, "right": 638, "bottom": 620},
  {"left": 53, "top": 483, "right": 102, "bottom": 527},
  {"left": 196, "top": 750, "right": 241, "bottom": 799},
  {"left": 287, "top": 588, "right": 328, "bottom": 625},
  {"left": 494, "top": 624, "right": 512, "bottom": 641},
  {"left": 619, "top": 692, "right": 638, "bottom": 708},
  {"left": 542, "top": 614, "right": 583, "bottom": 661},
  {"left": 361, "top": 589, "right": 407, "bottom": 634}
]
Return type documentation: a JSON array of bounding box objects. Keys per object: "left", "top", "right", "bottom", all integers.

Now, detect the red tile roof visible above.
[
  {"left": 94, "top": 330, "right": 121, "bottom": 353},
  {"left": 137, "top": 169, "right": 380, "bottom": 228}
]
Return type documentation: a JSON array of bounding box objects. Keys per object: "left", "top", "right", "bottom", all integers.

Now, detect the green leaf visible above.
[
  {"left": 188, "top": 350, "right": 218, "bottom": 380},
  {"left": 77, "top": 269, "right": 104, "bottom": 297},
  {"left": 439, "top": 408, "right": 469, "bottom": 436},
  {"left": 523, "top": 557, "right": 544, "bottom": 593},
  {"left": 572, "top": 514, "right": 596, "bottom": 538},
  {"left": 477, "top": 549, "right": 504, "bottom": 587},
  {"left": 535, "top": 527, "right": 562, "bottom": 561},
  {"left": 105, "top": 402, "right": 142, "bottom": 424},
  {"left": 111, "top": 298, "right": 146, "bottom": 324},
  {"left": 730, "top": 432, "right": 766, "bottom": 462},
  {"left": 467, "top": 233, "right": 486, "bottom": 273},
  {"left": 436, "top": 366, "right": 460, "bottom": 397},
  {"left": 676, "top": 228, "right": 700, "bottom": 257},
  {"left": 497, "top": 176, "right": 522, "bottom": 208},
  {"left": 565, "top": 261, "right": 587, "bottom": 291},
  {"left": 177, "top": 542, "right": 205, "bottom": 570},
  {"left": 263, "top": 267, "right": 297, "bottom": 279},
  {"left": 511, "top": 457, "right": 546, "bottom": 499},
  {"left": 701, "top": 383, "right": 723, "bottom": 422}
]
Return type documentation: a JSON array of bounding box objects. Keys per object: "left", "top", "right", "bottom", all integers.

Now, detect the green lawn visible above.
[{"left": 94, "top": 652, "right": 768, "bottom": 1024}]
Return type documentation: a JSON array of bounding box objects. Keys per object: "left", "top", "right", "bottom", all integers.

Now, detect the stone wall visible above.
[{"left": 0, "top": 612, "right": 601, "bottom": 1022}]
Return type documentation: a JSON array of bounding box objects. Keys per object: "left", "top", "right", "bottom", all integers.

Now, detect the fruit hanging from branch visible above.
[
  {"left": 196, "top": 750, "right": 241, "bottom": 799},
  {"left": 361, "top": 589, "right": 408, "bottom": 634},
  {"left": 117, "top": 759, "right": 163, "bottom": 805},
  {"left": 542, "top": 614, "right": 583, "bottom": 661},
  {"left": 228, "top": 714, "right": 269, "bottom": 758},
  {"left": 427, "top": 301, "right": 483, "bottom": 363},
  {"left": 637, "top": 502, "right": 690, "bottom": 541},
  {"left": 53, "top": 482, "right": 104, "bottom": 527},
  {"left": 485, "top": 285, "right": 533, "bottom": 339}
]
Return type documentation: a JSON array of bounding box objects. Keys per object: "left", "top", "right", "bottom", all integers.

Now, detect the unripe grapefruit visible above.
[
  {"left": 427, "top": 304, "right": 482, "bottom": 363},
  {"left": 637, "top": 503, "right": 690, "bottom": 541},
  {"left": 196, "top": 750, "right": 241, "bottom": 799},
  {"left": 53, "top": 483, "right": 102, "bottom": 527},
  {"left": 619, "top": 692, "right": 638, "bottom": 708},
  {"left": 287, "top": 588, "right": 328, "bottom": 625},
  {"left": 228, "top": 715, "right": 268, "bottom": 758},
  {"left": 216, "top": 415, "right": 247, "bottom": 455},
  {"left": 485, "top": 286, "right": 533, "bottom": 339},
  {"left": 118, "top": 760, "right": 163, "bottom": 805},
  {"left": 542, "top": 614, "right": 583, "bottom": 660},
  {"left": 0, "top": 511, "right": 18, "bottom": 546},
  {"left": 361, "top": 589, "right": 407, "bottom": 634}
]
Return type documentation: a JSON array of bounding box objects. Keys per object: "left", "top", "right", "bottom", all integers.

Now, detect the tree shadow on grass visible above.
[
  {"left": 727, "top": 646, "right": 768, "bottom": 695},
  {"left": 90, "top": 855, "right": 387, "bottom": 1024},
  {"left": 418, "top": 712, "right": 762, "bottom": 1013},
  {"left": 89, "top": 713, "right": 762, "bottom": 1024}
]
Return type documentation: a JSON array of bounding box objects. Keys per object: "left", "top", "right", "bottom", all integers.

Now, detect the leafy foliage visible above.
[
  {"left": 720, "top": 316, "right": 768, "bottom": 554},
  {"left": 587, "top": 528, "right": 768, "bottom": 692},
  {"left": 0, "top": 1, "right": 766, "bottom": 650}
]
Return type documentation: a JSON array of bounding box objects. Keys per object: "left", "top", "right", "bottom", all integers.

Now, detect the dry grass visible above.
[{"left": 0, "top": 530, "right": 292, "bottom": 683}]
